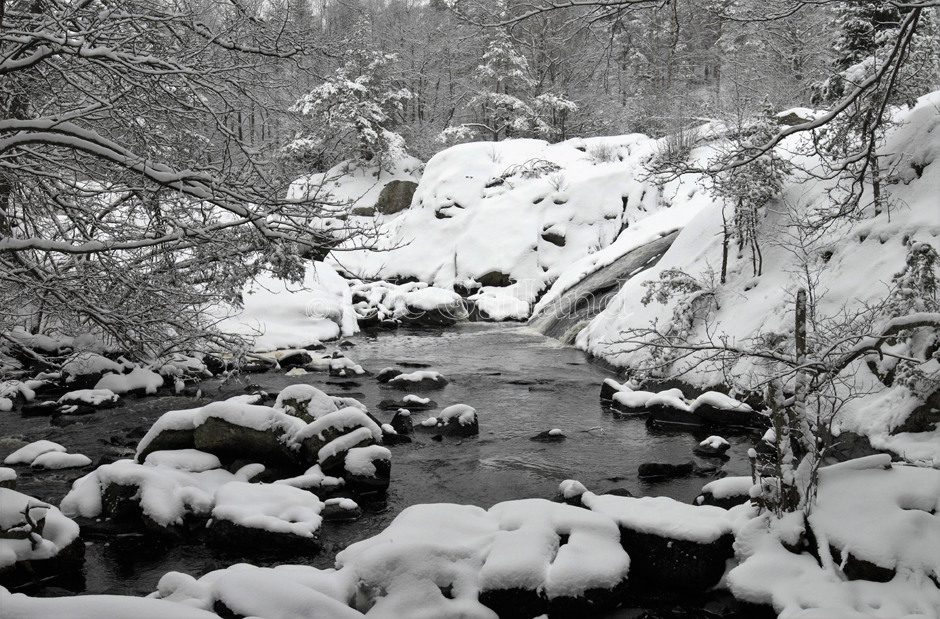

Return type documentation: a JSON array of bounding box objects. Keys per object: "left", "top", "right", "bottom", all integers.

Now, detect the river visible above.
[{"left": 1, "top": 322, "right": 756, "bottom": 608}]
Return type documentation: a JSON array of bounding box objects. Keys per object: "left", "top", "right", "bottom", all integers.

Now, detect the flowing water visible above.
[{"left": 1, "top": 322, "right": 757, "bottom": 604}]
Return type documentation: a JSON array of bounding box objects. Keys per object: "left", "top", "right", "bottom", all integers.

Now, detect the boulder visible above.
[
  {"left": 439, "top": 404, "right": 478, "bottom": 437},
  {"left": 386, "top": 371, "right": 448, "bottom": 391},
  {"left": 194, "top": 416, "right": 302, "bottom": 472},
  {"left": 375, "top": 367, "right": 403, "bottom": 383},
  {"left": 135, "top": 428, "right": 196, "bottom": 463},
  {"left": 637, "top": 461, "right": 694, "bottom": 480},
  {"left": 378, "top": 396, "right": 436, "bottom": 411},
  {"left": 343, "top": 445, "right": 391, "bottom": 492},
  {"left": 375, "top": 179, "right": 418, "bottom": 215},
  {"left": 530, "top": 429, "right": 566, "bottom": 442},
  {"left": 390, "top": 409, "right": 413, "bottom": 435},
  {"left": 477, "top": 270, "right": 513, "bottom": 287},
  {"left": 583, "top": 493, "right": 735, "bottom": 591},
  {"left": 321, "top": 497, "right": 362, "bottom": 522},
  {"left": 599, "top": 378, "right": 627, "bottom": 402},
  {"left": 693, "top": 435, "right": 730, "bottom": 458}
]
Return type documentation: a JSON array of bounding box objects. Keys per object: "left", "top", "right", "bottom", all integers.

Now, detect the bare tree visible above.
[{"left": 0, "top": 0, "right": 354, "bottom": 357}]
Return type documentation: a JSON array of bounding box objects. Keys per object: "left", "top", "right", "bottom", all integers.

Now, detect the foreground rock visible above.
[
  {"left": 582, "top": 492, "right": 735, "bottom": 591},
  {"left": 0, "top": 488, "right": 84, "bottom": 587}
]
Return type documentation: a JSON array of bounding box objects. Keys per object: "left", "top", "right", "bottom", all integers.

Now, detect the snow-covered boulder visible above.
[
  {"left": 695, "top": 476, "right": 753, "bottom": 510},
  {"left": 583, "top": 492, "right": 736, "bottom": 590},
  {"left": 0, "top": 488, "right": 83, "bottom": 584},
  {"left": 351, "top": 280, "right": 468, "bottom": 327},
  {"left": 343, "top": 445, "right": 391, "bottom": 492},
  {"left": 694, "top": 435, "right": 731, "bottom": 458},
  {"left": 94, "top": 367, "right": 164, "bottom": 396},
  {"left": 60, "top": 352, "right": 125, "bottom": 389},
  {"left": 4, "top": 440, "right": 66, "bottom": 465},
  {"left": 60, "top": 459, "right": 263, "bottom": 535},
  {"left": 206, "top": 481, "right": 324, "bottom": 553},
  {"left": 386, "top": 370, "right": 448, "bottom": 391},
  {"left": 0, "top": 467, "right": 15, "bottom": 489},
  {"left": 274, "top": 384, "right": 338, "bottom": 423},
  {"left": 337, "top": 498, "right": 630, "bottom": 617},
  {"left": 58, "top": 389, "right": 120, "bottom": 409}
]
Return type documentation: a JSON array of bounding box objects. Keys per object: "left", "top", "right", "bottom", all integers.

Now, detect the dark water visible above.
[{"left": 0, "top": 323, "right": 755, "bottom": 601}]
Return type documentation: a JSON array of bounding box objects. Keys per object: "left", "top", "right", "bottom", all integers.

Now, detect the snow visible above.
[
  {"left": 611, "top": 390, "right": 655, "bottom": 409},
  {"left": 274, "top": 464, "right": 345, "bottom": 491},
  {"left": 388, "top": 370, "right": 445, "bottom": 384},
  {"left": 317, "top": 427, "right": 375, "bottom": 463},
  {"left": 581, "top": 492, "right": 733, "bottom": 543},
  {"left": 218, "top": 261, "right": 359, "bottom": 352},
  {"left": 61, "top": 352, "right": 123, "bottom": 380},
  {"left": 1, "top": 587, "right": 222, "bottom": 619},
  {"left": 4, "top": 440, "right": 66, "bottom": 465},
  {"left": 559, "top": 479, "right": 588, "bottom": 500},
  {"left": 274, "top": 384, "right": 338, "bottom": 420},
  {"left": 94, "top": 367, "right": 164, "bottom": 395},
  {"left": 211, "top": 481, "right": 323, "bottom": 538},
  {"left": 699, "top": 476, "right": 753, "bottom": 501},
  {"left": 700, "top": 435, "right": 730, "bottom": 450},
  {"left": 60, "top": 459, "right": 263, "bottom": 527},
  {"left": 144, "top": 449, "right": 222, "bottom": 472},
  {"left": 154, "top": 564, "right": 362, "bottom": 619},
  {"left": 440, "top": 404, "right": 476, "bottom": 426},
  {"left": 344, "top": 445, "right": 391, "bottom": 476},
  {"left": 0, "top": 397, "right": 13, "bottom": 411},
  {"left": 295, "top": 407, "right": 383, "bottom": 443},
  {"left": 330, "top": 134, "right": 668, "bottom": 319},
  {"left": 30, "top": 452, "right": 91, "bottom": 469},
  {"left": 548, "top": 428, "right": 562, "bottom": 436},
  {"left": 690, "top": 392, "right": 752, "bottom": 412},
  {"left": 403, "top": 394, "right": 430, "bottom": 404},
  {"left": 58, "top": 389, "right": 119, "bottom": 406},
  {"left": 572, "top": 93, "right": 940, "bottom": 463},
  {"left": 325, "top": 497, "right": 359, "bottom": 510},
  {"left": 0, "top": 467, "right": 15, "bottom": 483},
  {"left": 0, "top": 488, "right": 80, "bottom": 569}
]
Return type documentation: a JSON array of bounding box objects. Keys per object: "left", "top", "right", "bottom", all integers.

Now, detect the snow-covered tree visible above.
[
  {"left": 440, "top": 31, "right": 577, "bottom": 143},
  {"left": 708, "top": 105, "right": 791, "bottom": 281},
  {"left": 0, "top": 0, "right": 345, "bottom": 356},
  {"left": 290, "top": 49, "right": 412, "bottom": 169}
]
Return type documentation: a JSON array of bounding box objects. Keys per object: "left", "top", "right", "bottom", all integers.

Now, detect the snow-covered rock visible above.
[
  {"left": 0, "top": 488, "right": 83, "bottom": 580},
  {"left": 207, "top": 481, "right": 324, "bottom": 552},
  {"left": 3, "top": 440, "right": 66, "bottom": 465}
]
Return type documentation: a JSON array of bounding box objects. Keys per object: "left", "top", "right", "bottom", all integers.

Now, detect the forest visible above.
[{"left": 1, "top": 1, "right": 940, "bottom": 618}]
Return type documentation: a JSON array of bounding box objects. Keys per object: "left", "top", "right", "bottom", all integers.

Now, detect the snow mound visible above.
[
  {"left": 274, "top": 384, "right": 338, "bottom": 421},
  {"left": 94, "top": 367, "right": 164, "bottom": 395}
]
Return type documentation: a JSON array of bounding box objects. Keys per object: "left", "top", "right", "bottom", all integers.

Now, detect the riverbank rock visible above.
[
  {"left": 600, "top": 378, "right": 630, "bottom": 402},
  {"left": 582, "top": 492, "right": 735, "bottom": 590},
  {"left": 386, "top": 370, "right": 448, "bottom": 391}
]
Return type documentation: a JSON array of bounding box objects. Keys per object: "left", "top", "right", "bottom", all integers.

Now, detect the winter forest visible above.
[{"left": 2, "top": 0, "right": 940, "bottom": 617}]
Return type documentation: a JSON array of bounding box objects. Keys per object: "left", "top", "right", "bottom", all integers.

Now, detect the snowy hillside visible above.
[
  {"left": 327, "top": 135, "right": 702, "bottom": 318},
  {"left": 577, "top": 92, "right": 940, "bottom": 464}
]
